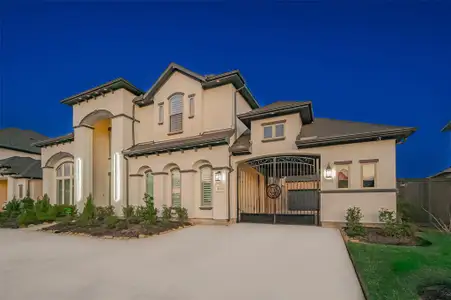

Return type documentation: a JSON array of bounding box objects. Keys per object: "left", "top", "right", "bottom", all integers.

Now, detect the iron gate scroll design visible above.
[{"left": 238, "top": 155, "right": 320, "bottom": 225}]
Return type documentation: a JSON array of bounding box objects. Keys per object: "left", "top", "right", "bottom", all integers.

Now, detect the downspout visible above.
[
  {"left": 124, "top": 155, "right": 130, "bottom": 207},
  {"left": 228, "top": 85, "right": 246, "bottom": 222}
]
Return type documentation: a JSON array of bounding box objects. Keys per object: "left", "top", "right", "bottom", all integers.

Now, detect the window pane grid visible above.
[
  {"left": 362, "top": 163, "right": 376, "bottom": 188},
  {"left": 201, "top": 167, "right": 212, "bottom": 206},
  {"left": 171, "top": 169, "right": 181, "bottom": 207}
]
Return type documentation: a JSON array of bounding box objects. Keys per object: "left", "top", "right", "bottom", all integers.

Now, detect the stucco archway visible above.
[
  {"left": 44, "top": 152, "right": 74, "bottom": 168},
  {"left": 79, "top": 109, "right": 114, "bottom": 127}
]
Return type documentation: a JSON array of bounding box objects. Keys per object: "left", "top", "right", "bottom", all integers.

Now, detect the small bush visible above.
[
  {"left": 17, "top": 210, "right": 38, "bottom": 227},
  {"left": 161, "top": 205, "right": 172, "bottom": 223},
  {"left": 79, "top": 194, "right": 96, "bottom": 222},
  {"left": 379, "top": 208, "right": 416, "bottom": 238},
  {"left": 115, "top": 220, "right": 128, "bottom": 230},
  {"left": 104, "top": 215, "right": 119, "bottom": 229},
  {"left": 36, "top": 205, "right": 57, "bottom": 222},
  {"left": 3, "top": 197, "right": 21, "bottom": 217},
  {"left": 173, "top": 206, "right": 188, "bottom": 223},
  {"left": 35, "top": 197, "right": 51, "bottom": 214},
  {"left": 135, "top": 205, "right": 147, "bottom": 220},
  {"left": 54, "top": 204, "right": 77, "bottom": 217},
  {"left": 122, "top": 206, "right": 135, "bottom": 219},
  {"left": 345, "top": 206, "right": 365, "bottom": 237},
  {"left": 96, "top": 205, "right": 115, "bottom": 220},
  {"left": 20, "top": 197, "right": 35, "bottom": 211},
  {"left": 141, "top": 193, "right": 158, "bottom": 225}
]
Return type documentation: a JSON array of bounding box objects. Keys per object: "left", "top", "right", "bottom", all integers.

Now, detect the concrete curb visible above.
[{"left": 339, "top": 228, "right": 370, "bottom": 300}]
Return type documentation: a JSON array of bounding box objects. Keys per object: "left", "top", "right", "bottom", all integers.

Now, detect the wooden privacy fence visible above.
[{"left": 397, "top": 178, "right": 451, "bottom": 225}]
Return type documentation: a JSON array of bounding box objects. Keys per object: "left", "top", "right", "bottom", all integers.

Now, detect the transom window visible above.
[
  {"left": 200, "top": 166, "right": 212, "bottom": 206},
  {"left": 171, "top": 168, "right": 181, "bottom": 207},
  {"left": 362, "top": 163, "right": 376, "bottom": 188},
  {"left": 263, "top": 122, "right": 285, "bottom": 140},
  {"left": 169, "top": 94, "right": 183, "bottom": 132},
  {"left": 56, "top": 162, "right": 74, "bottom": 205}
]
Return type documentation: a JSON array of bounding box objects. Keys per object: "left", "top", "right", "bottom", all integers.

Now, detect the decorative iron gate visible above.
[{"left": 237, "top": 155, "right": 321, "bottom": 225}]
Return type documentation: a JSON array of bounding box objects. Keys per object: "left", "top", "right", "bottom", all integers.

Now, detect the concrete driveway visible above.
[{"left": 0, "top": 224, "right": 363, "bottom": 300}]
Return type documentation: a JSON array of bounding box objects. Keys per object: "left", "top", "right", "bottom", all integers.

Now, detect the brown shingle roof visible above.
[
  {"left": 229, "top": 130, "right": 251, "bottom": 155},
  {"left": 32, "top": 133, "right": 74, "bottom": 148},
  {"left": 0, "top": 156, "right": 42, "bottom": 179},
  {"left": 124, "top": 129, "right": 234, "bottom": 157}
]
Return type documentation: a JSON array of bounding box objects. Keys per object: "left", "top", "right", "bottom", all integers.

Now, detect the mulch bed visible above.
[
  {"left": 41, "top": 220, "right": 192, "bottom": 239},
  {"left": 345, "top": 227, "right": 431, "bottom": 247},
  {"left": 419, "top": 284, "right": 451, "bottom": 300}
]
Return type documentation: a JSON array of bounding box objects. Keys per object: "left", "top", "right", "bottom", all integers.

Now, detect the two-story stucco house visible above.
[
  {"left": 0, "top": 128, "right": 47, "bottom": 208},
  {"left": 33, "top": 63, "right": 415, "bottom": 225}
]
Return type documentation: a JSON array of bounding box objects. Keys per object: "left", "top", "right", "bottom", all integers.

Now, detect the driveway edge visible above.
[{"left": 339, "top": 229, "right": 369, "bottom": 300}]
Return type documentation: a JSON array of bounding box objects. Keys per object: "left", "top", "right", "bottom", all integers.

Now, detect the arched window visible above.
[
  {"left": 145, "top": 171, "right": 154, "bottom": 202},
  {"left": 200, "top": 166, "right": 212, "bottom": 206},
  {"left": 56, "top": 162, "right": 74, "bottom": 205},
  {"left": 171, "top": 168, "right": 181, "bottom": 207},
  {"left": 169, "top": 94, "right": 183, "bottom": 132}
]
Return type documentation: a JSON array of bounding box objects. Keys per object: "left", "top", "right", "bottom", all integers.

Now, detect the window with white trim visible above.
[
  {"left": 263, "top": 123, "right": 285, "bottom": 140},
  {"left": 158, "top": 103, "right": 164, "bottom": 125},
  {"left": 171, "top": 169, "right": 181, "bottom": 207},
  {"left": 189, "top": 96, "right": 195, "bottom": 118},
  {"left": 361, "top": 163, "right": 376, "bottom": 188},
  {"left": 337, "top": 165, "right": 350, "bottom": 188},
  {"left": 56, "top": 162, "right": 74, "bottom": 204},
  {"left": 200, "top": 166, "right": 212, "bottom": 206},
  {"left": 169, "top": 94, "right": 183, "bottom": 132}
]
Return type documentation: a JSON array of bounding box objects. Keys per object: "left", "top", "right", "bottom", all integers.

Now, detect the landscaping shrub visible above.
[
  {"left": 345, "top": 206, "right": 365, "bottom": 237},
  {"left": 36, "top": 205, "right": 57, "bottom": 222},
  {"left": 141, "top": 193, "right": 158, "bottom": 226},
  {"left": 379, "top": 208, "right": 416, "bottom": 238},
  {"left": 115, "top": 219, "right": 128, "bottom": 230},
  {"left": 35, "top": 197, "right": 51, "bottom": 214},
  {"left": 161, "top": 205, "right": 172, "bottom": 223},
  {"left": 135, "top": 205, "right": 146, "bottom": 220},
  {"left": 96, "top": 205, "right": 115, "bottom": 221},
  {"left": 122, "top": 205, "right": 135, "bottom": 219},
  {"left": 104, "top": 215, "right": 119, "bottom": 229},
  {"left": 17, "top": 209, "right": 38, "bottom": 227},
  {"left": 54, "top": 204, "right": 77, "bottom": 217},
  {"left": 78, "top": 194, "right": 96, "bottom": 225},
  {"left": 20, "top": 197, "right": 35, "bottom": 211},
  {"left": 174, "top": 206, "right": 188, "bottom": 223},
  {"left": 3, "top": 197, "right": 21, "bottom": 217}
]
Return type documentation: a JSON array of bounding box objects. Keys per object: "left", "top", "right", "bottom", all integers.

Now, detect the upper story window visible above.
[
  {"left": 262, "top": 120, "right": 285, "bottom": 141},
  {"left": 188, "top": 95, "right": 195, "bottom": 118},
  {"left": 169, "top": 94, "right": 183, "bottom": 132},
  {"left": 361, "top": 161, "right": 377, "bottom": 188}
]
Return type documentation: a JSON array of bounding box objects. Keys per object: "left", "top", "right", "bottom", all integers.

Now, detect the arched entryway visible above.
[{"left": 237, "top": 155, "right": 321, "bottom": 225}]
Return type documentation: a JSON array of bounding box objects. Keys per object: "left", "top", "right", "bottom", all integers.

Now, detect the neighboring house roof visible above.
[
  {"left": 0, "top": 156, "right": 42, "bottom": 179},
  {"left": 124, "top": 129, "right": 234, "bottom": 157},
  {"left": 429, "top": 167, "right": 451, "bottom": 178},
  {"left": 0, "top": 128, "right": 48, "bottom": 154},
  {"left": 441, "top": 121, "right": 451, "bottom": 132},
  {"left": 230, "top": 118, "right": 416, "bottom": 154},
  {"left": 134, "top": 62, "right": 259, "bottom": 110},
  {"left": 296, "top": 118, "right": 415, "bottom": 148},
  {"left": 32, "top": 133, "right": 74, "bottom": 148},
  {"left": 237, "top": 101, "right": 313, "bottom": 127},
  {"left": 60, "top": 78, "right": 145, "bottom": 106}
]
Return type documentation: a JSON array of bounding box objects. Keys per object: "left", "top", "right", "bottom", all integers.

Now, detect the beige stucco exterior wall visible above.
[
  {"left": 235, "top": 92, "right": 252, "bottom": 139},
  {"left": 29, "top": 179, "right": 43, "bottom": 200},
  {"left": 0, "top": 179, "right": 7, "bottom": 209},
  {"left": 0, "top": 148, "right": 41, "bottom": 160},
  {"left": 128, "top": 145, "right": 230, "bottom": 220},
  {"left": 203, "top": 84, "right": 234, "bottom": 133}
]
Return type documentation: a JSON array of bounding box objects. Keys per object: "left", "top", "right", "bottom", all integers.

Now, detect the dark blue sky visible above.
[{"left": 1, "top": 2, "right": 450, "bottom": 178}]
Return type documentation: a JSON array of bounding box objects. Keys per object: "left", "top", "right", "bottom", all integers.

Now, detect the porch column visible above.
[
  {"left": 180, "top": 170, "right": 196, "bottom": 217},
  {"left": 74, "top": 126, "right": 93, "bottom": 212},
  {"left": 6, "top": 176, "right": 16, "bottom": 200},
  {"left": 110, "top": 116, "right": 133, "bottom": 215},
  {"left": 152, "top": 172, "right": 166, "bottom": 211},
  {"left": 212, "top": 167, "right": 230, "bottom": 220}
]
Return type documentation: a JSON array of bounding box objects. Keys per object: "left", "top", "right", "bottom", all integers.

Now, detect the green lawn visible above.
[{"left": 347, "top": 231, "right": 451, "bottom": 300}]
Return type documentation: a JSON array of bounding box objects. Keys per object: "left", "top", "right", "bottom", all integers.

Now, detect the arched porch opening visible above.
[{"left": 237, "top": 155, "right": 321, "bottom": 225}]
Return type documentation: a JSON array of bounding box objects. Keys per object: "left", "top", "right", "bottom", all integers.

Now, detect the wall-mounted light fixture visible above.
[
  {"left": 324, "top": 163, "right": 334, "bottom": 180},
  {"left": 76, "top": 158, "right": 83, "bottom": 202}
]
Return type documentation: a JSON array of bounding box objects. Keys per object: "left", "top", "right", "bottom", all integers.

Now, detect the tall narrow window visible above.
[
  {"left": 169, "top": 94, "right": 183, "bottom": 132},
  {"left": 158, "top": 103, "right": 164, "bottom": 125},
  {"left": 337, "top": 165, "right": 350, "bottom": 188},
  {"left": 189, "top": 96, "right": 195, "bottom": 118},
  {"left": 362, "top": 163, "right": 376, "bottom": 188},
  {"left": 18, "top": 184, "right": 24, "bottom": 199},
  {"left": 171, "top": 169, "right": 181, "bottom": 207},
  {"left": 200, "top": 166, "right": 212, "bottom": 206},
  {"left": 56, "top": 162, "right": 74, "bottom": 204},
  {"left": 145, "top": 171, "right": 154, "bottom": 202}
]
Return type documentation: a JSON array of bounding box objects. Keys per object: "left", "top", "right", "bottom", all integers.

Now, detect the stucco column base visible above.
[
  {"left": 213, "top": 168, "right": 229, "bottom": 220},
  {"left": 74, "top": 126, "right": 93, "bottom": 213},
  {"left": 153, "top": 173, "right": 166, "bottom": 211},
  {"left": 180, "top": 172, "right": 195, "bottom": 217}
]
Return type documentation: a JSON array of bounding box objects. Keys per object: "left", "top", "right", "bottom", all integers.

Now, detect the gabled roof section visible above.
[
  {"left": 124, "top": 129, "right": 233, "bottom": 157},
  {"left": 441, "top": 121, "right": 451, "bottom": 132},
  {"left": 134, "top": 63, "right": 259, "bottom": 109},
  {"left": 296, "top": 118, "right": 416, "bottom": 148},
  {"left": 238, "top": 101, "right": 313, "bottom": 127},
  {"left": 429, "top": 167, "right": 451, "bottom": 178},
  {"left": 229, "top": 129, "right": 251, "bottom": 155},
  {"left": 0, "top": 156, "right": 42, "bottom": 179},
  {"left": 61, "top": 78, "right": 144, "bottom": 106},
  {"left": 32, "top": 133, "right": 74, "bottom": 148},
  {"left": 0, "top": 128, "right": 48, "bottom": 154}
]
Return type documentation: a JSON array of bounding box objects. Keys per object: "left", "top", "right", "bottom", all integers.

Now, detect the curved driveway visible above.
[{"left": 0, "top": 224, "right": 363, "bottom": 300}]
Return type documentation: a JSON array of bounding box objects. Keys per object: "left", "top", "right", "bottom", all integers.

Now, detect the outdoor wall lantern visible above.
[
  {"left": 215, "top": 171, "right": 223, "bottom": 182},
  {"left": 324, "top": 163, "right": 334, "bottom": 180}
]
